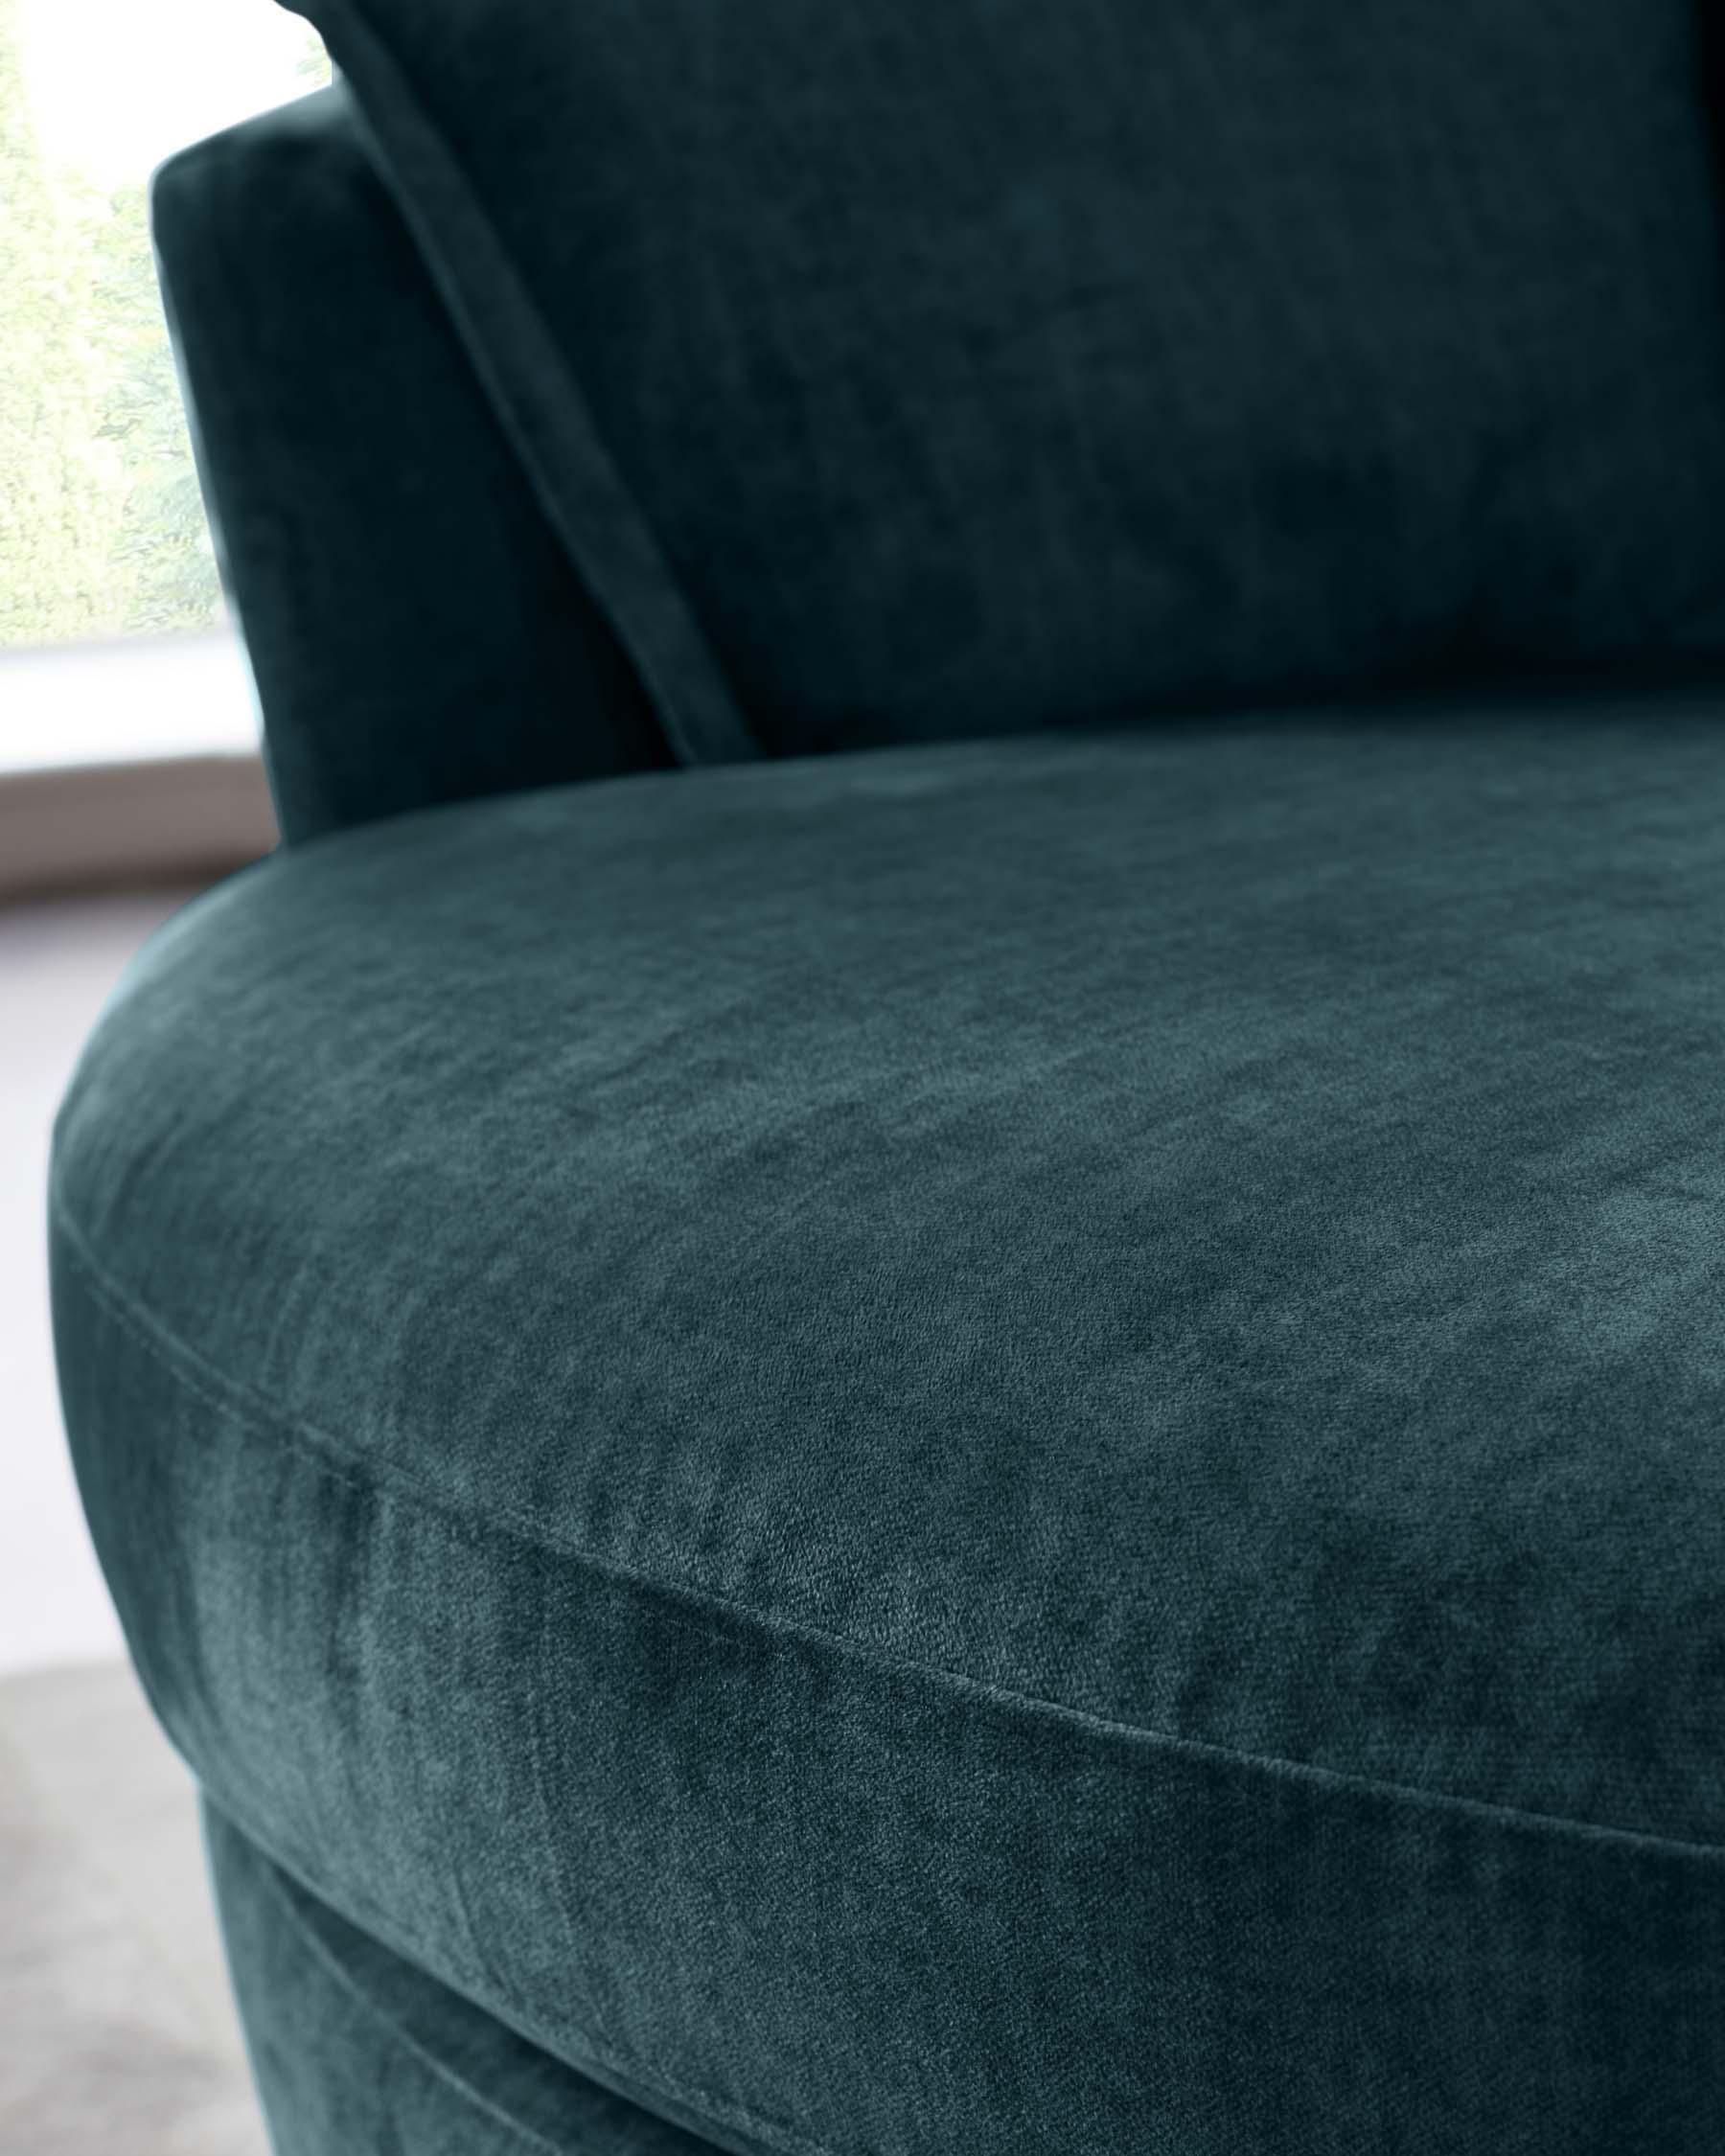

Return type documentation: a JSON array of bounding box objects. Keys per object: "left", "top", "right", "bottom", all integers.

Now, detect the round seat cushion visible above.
[{"left": 51, "top": 699, "right": 1725, "bottom": 2155}]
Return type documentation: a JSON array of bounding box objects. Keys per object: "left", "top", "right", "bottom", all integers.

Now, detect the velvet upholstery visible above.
[
  {"left": 277, "top": 0, "right": 1725, "bottom": 760},
  {"left": 151, "top": 82, "right": 672, "bottom": 844},
  {"left": 53, "top": 702, "right": 1725, "bottom": 2155}
]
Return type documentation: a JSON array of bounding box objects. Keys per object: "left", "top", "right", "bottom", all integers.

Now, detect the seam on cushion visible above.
[
  {"left": 50, "top": 1187, "right": 1725, "bottom": 1869},
  {"left": 231, "top": 1811, "right": 770, "bottom": 2156},
  {"left": 298, "top": 0, "right": 761, "bottom": 768}
]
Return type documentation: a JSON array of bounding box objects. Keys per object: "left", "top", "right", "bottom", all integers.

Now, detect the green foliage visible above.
[
  {"left": 0, "top": 5, "right": 332, "bottom": 651},
  {"left": 88, "top": 180, "right": 223, "bottom": 637},
  {"left": 0, "top": 0, "right": 130, "bottom": 646}
]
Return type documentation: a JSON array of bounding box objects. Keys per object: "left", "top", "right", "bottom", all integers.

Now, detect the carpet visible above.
[{"left": 0, "top": 1659, "right": 265, "bottom": 2155}]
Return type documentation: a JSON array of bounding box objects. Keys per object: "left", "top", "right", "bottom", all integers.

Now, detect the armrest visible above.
[{"left": 151, "top": 86, "right": 671, "bottom": 845}]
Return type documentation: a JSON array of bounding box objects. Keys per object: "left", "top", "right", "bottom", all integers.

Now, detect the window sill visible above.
[
  {"left": 0, "top": 631, "right": 277, "bottom": 898},
  {"left": 0, "top": 628, "right": 261, "bottom": 774}
]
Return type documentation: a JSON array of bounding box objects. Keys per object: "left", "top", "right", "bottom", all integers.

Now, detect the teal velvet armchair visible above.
[{"left": 52, "top": 5, "right": 1725, "bottom": 2150}]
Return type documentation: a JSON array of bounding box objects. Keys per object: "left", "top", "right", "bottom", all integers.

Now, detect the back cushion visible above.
[{"left": 285, "top": 1, "right": 1725, "bottom": 761}]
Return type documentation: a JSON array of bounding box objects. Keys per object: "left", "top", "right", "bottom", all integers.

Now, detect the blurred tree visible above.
[
  {"left": 297, "top": 32, "right": 333, "bottom": 83},
  {"left": 0, "top": 0, "right": 129, "bottom": 646},
  {"left": 89, "top": 180, "right": 223, "bottom": 635},
  {"left": 1, "top": 13, "right": 332, "bottom": 648}
]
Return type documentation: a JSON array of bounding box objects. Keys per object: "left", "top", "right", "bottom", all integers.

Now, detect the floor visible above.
[
  {"left": 2, "top": 885, "right": 267, "bottom": 2153},
  {"left": 0, "top": 1663, "right": 266, "bottom": 2156}
]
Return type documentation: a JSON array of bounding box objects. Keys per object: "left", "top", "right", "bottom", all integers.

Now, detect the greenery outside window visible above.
[{"left": 1, "top": 0, "right": 329, "bottom": 654}]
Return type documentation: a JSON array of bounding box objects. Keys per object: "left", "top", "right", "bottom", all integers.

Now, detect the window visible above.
[{"left": 1, "top": 0, "right": 329, "bottom": 654}]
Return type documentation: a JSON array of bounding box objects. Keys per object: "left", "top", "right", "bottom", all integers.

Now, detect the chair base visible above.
[{"left": 203, "top": 1800, "right": 729, "bottom": 2156}]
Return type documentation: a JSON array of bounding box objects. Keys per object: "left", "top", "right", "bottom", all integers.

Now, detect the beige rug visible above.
[{"left": 0, "top": 1660, "right": 266, "bottom": 2156}]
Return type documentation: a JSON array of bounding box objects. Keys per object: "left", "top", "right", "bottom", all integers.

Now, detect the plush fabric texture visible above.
[
  {"left": 269, "top": 0, "right": 1725, "bottom": 761},
  {"left": 151, "top": 84, "right": 673, "bottom": 844},
  {"left": 52, "top": 696, "right": 1725, "bottom": 2153},
  {"left": 205, "top": 1802, "right": 726, "bottom": 2155}
]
